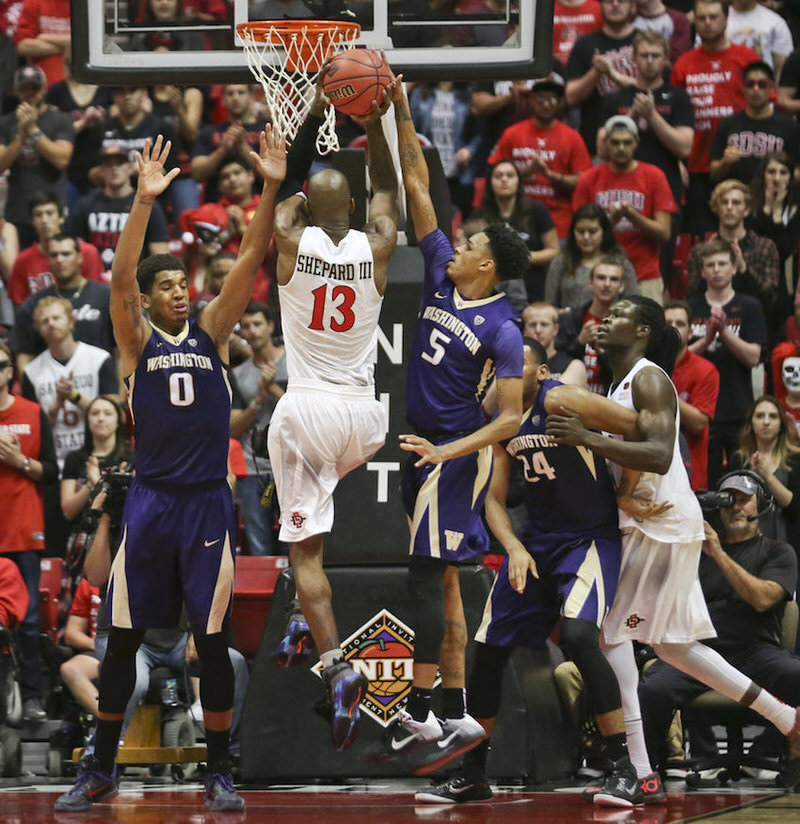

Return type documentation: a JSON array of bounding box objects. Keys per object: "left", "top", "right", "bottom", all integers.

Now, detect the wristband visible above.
[
  {"left": 21, "top": 456, "right": 31, "bottom": 474},
  {"left": 29, "top": 128, "right": 42, "bottom": 142},
  {"left": 70, "top": 389, "right": 82, "bottom": 404}
]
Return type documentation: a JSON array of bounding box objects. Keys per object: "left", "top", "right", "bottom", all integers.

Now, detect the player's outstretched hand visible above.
[
  {"left": 507, "top": 546, "right": 538, "bottom": 593},
  {"left": 399, "top": 433, "right": 445, "bottom": 467},
  {"left": 250, "top": 124, "right": 287, "bottom": 185},
  {"left": 617, "top": 492, "right": 673, "bottom": 522},
  {"left": 135, "top": 135, "right": 180, "bottom": 202},
  {"left": 545, "top": 407, "right": 590, "bottom": 447},
  {"left": 350, "top": 85, "right": 392, "bottom": 126}
]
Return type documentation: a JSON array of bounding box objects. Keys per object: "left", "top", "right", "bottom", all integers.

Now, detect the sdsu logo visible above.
[
  {"left": 289, "top": 512, "right": 305, "bottom": 529},
  {"left": 625, "top": 613, "right": 645, "bottom": 629},
  {"left": 311, "top": 610, "right": 440, "bottom": 727}
]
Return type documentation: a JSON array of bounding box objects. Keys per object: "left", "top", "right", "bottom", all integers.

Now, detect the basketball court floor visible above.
[{"left": 2, "top": 777, "right": 798, "bottom": 823}]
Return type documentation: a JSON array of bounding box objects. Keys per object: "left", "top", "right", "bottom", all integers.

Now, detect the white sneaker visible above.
[
  {"left": 408, "top": 713, "right": 486, "bottom": 776},
  {"left": 360, "top": 710, "right": 442, "bottom": 763}
]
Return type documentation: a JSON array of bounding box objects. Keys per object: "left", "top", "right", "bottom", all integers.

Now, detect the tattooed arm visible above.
[{"left": 387, "top": 69, "right": 439, "bottom": 241}]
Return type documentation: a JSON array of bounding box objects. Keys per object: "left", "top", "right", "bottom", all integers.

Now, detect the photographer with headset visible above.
[{"left": 638, "top": 470, "right": 800, "bottom": 773}]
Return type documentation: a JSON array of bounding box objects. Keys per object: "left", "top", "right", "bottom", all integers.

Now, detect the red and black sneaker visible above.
[{"left": 638, "top": 771, "right": 666, "bottom": 804}]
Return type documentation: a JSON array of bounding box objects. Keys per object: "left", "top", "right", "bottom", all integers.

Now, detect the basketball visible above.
[{"left": 322, "top": 49, "right": 391, "bottom": 117}]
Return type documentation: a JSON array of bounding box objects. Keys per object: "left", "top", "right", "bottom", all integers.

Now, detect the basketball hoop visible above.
[{"left": 237, "top": 20, "right": 361, "bottom": 155}]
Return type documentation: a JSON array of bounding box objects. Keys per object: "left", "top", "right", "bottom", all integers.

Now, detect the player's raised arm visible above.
[
  {"left": 200, "top": 125, "right": 286, "bottom": 349},
  {"left": 273, "top": 76, "right": 330, "bottom": 273},
  {"left": 387, "top": 68, "right": 438, "bottom": 241},
  {"left": 544, "top": 384, "right": 640, "bottom": 439},
  {"left": 351, "top": 82, "right": 399, "bottom": 295},
  {"left": 111, "top": 136, "right": 179, "bottom": 375}
]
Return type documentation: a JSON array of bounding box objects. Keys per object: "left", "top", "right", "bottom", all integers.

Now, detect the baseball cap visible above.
[
  {"left": 604, "top": 114, "right": 639, "bottom": 138},
  {"left": 530, "top": 73, "right": 566, "bottom": 95},
  {"left": 14, "top": 65, "right": 45, "bottom": 89},
  {"left": 718, "top": 473, "right": 760, "bottom": 498},
  {"left": 99, "top": 142, "right": 130, "bottom": 161}
]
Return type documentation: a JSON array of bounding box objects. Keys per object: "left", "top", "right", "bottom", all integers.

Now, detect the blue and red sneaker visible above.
[
  {"left": 270, "top": 598, "right": 314, "bottom": 667},
  {"left": 318, "top": 661, "right": 368, "bottom": 751},
  {"left": 54, "top": 755, "right": 118, "bottom": 811}
]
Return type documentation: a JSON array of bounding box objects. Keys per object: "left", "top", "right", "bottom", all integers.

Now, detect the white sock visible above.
[
  {"left": 602, "top": 639, "right": 653, "bottom": 778},
  {"left": 320, "top": 649, "right": 343, "bottom": 670},
  {"left": 654, "top": 641, "right": 796, "bottom": 735}
]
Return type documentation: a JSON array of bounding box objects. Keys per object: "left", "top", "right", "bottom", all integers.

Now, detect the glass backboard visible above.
[{"left": 71, "top": 0, "right": 552, "bottom": 84}]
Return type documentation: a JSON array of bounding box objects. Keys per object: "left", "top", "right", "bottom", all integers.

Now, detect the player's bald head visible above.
[{"left": 308, "top": 168, "right": 352, "bottom": 215}]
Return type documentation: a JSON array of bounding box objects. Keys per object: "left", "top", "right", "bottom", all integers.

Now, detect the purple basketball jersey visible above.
[
  {"left": 406, "top": 230, "right": 523, "bottom": 434},
  {"left": 125, "top": 318, "right": 231, "bottom": 486}
]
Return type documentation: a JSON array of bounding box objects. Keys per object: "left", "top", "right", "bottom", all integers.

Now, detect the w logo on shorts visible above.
[{"left": 444, "top": 530, "right": 464, "bottom": 551}]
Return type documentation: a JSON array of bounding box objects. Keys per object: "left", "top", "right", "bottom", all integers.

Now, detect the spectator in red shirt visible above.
[
  {"left": 553, "top": 0, "right": 603, "bottom": 68},
  {"left": 671, "top": 0, "right": 760, "bottom": 235},
  {"left": 0, "top": 338, "right": 58, "bottom": 722},
  {"left": 13, "top": 0, "right": 70, "bottom": 86},
  {"left": 573, "top": 115, "right": 676, "bottom": 303},
  {"left": 664, "top": 299, "right": 720, "bottom": 489},
  {"left": 8, "top": 192, "right": 104, "bottom": 305},
  {"left": 488, "top": 74, "right": 592, "bottom": 240}
]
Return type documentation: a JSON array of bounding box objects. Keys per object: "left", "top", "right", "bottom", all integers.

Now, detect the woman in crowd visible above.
[
  {"left": 59, "top": 396, "right": 134, "bottom": 630},
  {"left": 545, "top": 203, "right": 638, "bottom": 310},
  {"left": 730, "top": 395, "right": 800, "bottom": 547},
  {"left": 467, "top": 159, "right": 559, "bottom": 307}
]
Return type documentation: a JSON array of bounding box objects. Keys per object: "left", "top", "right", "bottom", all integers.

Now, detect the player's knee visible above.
[
  {"left": 651, "top": 641, "right": 691, "bottom": 667},
  {"left": 468, "top": 642, "right": 512, "bottom": 720},
  {"left": 560, "top": 618, "right": 601, "bottom": 664},
  {"left": 408, "top": 556, "right": 447, "bottom": 664},
  {"left": 106, "top": 627, "right": 146, "bottom": 660}
]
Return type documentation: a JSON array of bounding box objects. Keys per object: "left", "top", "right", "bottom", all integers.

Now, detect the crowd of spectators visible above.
[{"left": 1, "top": 0, "right": 800, "bottom": 779}]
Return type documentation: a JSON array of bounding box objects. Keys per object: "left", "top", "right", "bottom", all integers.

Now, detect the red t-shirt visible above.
[
  {"left": 489, "top": 119, "right": 592, "bottom": 238},
  {"left": 553, "top": 0, "right": 603, "bottom": 66},
  {"left": 572, "top": 161, "right": 677, "bottom": 281},
  {"left": 671, "top": 43, "right": 760, "bottom": 174},
  {"left": 69, "top": 577, "right": 101, "bottom": 640},
  {"left": 8, "top": 241, "right": 106, "bottom": 305},
  {"left": 583, "top": 309, "right": 605, "bottom": 394},
  {"left": 0, "top": 396, "right": 45, "bottom": 552},
  {"left": 671, "top": 348, "right": 719, "bottom": 490},
  {"left": 13, "top": 0, "right": 70, "bottom": 86}
]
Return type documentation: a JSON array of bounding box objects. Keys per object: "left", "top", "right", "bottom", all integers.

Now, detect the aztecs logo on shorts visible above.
[
  {"left": 311, "top": 609, "right": 440, "bottom": 728},
  {"left": 289, "top": 511, "right": 305, "bottom": 529},
  {"left": 625, "top": 613, "right": 646, "bottom": 629}
]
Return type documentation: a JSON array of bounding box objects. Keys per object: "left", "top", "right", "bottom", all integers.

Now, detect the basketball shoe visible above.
[
  {"left": 270, "top": 598, "right": 314, "bottom": 667},
  {"left": 584, "top": 770, "right": 665, "bottom": 804},
  {"left": 592, "top": 756, "right": 644, "bottom": 807},
  {"left": 415, "top": 774, "right": 493, "bottom": 803},
  {"left": 316, "top": 661, "right": 369, "bottom": 751},
  {"left": 407, "top": 714, "right": 486, "bottom": 775},
  {"left": 54, "top": 755, "right": 118, "bottom": 811},
  {"left": 205, "top": 764, "right": 246, "bottom": 812},
  {"left": 360, "top": 709, "right": 443, "bottom": 763},
  {"left": 786, "top": 707, "right": 800, "bottom": 788}
]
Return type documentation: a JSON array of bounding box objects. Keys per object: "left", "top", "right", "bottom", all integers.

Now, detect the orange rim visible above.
[{"left": 237, "top": 20, "right": 361, "bottom": 72}]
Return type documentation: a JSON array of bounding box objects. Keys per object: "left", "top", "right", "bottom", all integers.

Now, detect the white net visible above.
[{"left": 238, "top": 21, "right": 361, "bottom": 155}]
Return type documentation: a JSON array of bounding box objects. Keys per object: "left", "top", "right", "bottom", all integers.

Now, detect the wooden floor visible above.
[{"left": 2, "top": 778, "right": 798, "bottom": 823}]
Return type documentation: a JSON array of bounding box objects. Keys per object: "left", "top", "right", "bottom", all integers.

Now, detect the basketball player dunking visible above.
[
  {"left": 55, "top": 130, "right": 286, "bottom": 813},
  {"left": 266, "top": 79, "right": 399, "bottom": 752},
  {"left": 546, "top": 296, "right": 800, "bottom": 795}
]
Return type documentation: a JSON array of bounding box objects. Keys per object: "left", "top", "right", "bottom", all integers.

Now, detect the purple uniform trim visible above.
[
  {"left": 480, "top": 533, "right": 621, "bottom": 648},
  {"left": 406, "top": 229, "right": 523, "bottom": 435},
  {"left": 107, "top": 478, "right": 236, "bottom": 633}
]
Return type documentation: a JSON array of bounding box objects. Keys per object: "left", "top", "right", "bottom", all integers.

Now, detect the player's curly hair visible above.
[
  {"left": 629, "top": 295, "right": 680, "bottom": 376},
  {"left": 137, "top": 254, "right": 187, "bottom": 295},
  {"left": 484, "top": 222, "right": 531, "bottom": 284}
]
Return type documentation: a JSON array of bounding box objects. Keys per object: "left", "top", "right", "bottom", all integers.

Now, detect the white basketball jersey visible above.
[
  {"left": 608, "top": 357, "right": 705, "bottom": 543},
  {"left": 280, "top": 226, "right": 383, "bottom": 389},
  {"left": 23, "top": 342, "right": 111, "bottom": 469}
]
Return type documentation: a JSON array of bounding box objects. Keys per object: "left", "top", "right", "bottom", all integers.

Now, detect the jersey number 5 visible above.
[
  {"left": 421, "top": 328, "right": 452, "bottom": 366},
  {"left": 308, "top": 284, "right": 356, "bottom": 332}
]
